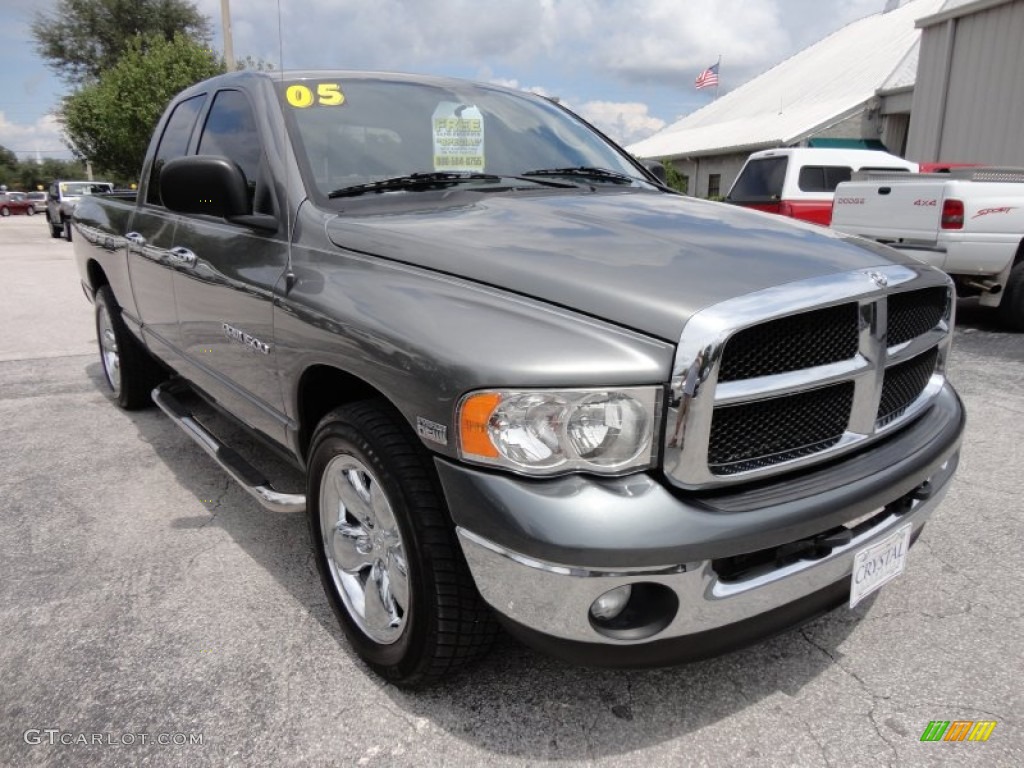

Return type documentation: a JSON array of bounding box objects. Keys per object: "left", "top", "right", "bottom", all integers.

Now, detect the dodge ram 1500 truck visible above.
[
  {"left": 73, "top": 71, "right": 964, "bottom": 686},
  {"left": 831, "top": 167, "right": 1024, "bottom": 330}
]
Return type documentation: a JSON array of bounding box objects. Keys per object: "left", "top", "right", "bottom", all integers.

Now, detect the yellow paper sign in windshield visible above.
[{"left": 432, "top": 103, "right": 485, "bottom": 171}]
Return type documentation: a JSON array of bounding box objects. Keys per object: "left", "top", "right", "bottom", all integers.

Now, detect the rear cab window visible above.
[
  {"left": 727, "top": 157, "right": 787, "bottom": 202},
  {"left": 797, "top": 165, "right": 852, "bottom": 193}
]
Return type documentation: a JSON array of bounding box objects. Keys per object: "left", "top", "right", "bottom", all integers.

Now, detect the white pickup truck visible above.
[{"left": 831, "top": 168, "right": 1024, "bottom": 330}]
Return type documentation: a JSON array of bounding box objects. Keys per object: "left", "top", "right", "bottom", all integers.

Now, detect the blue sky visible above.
[{"left": 0, "top": 0, "right": 894, "bottom": 160}]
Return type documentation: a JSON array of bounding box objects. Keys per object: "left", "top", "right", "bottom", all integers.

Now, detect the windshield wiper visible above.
[
  {"left": 327, "top": 172, "right": 502, "bottom": 199},
  {"left": 520, "top": 166, "right": 638, "bottom": 185}
]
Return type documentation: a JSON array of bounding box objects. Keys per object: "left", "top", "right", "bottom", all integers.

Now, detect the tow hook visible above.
[
  {"left": 775, "top": 528, "right": 853, "bottom": 565},
  {"left": 890, "top": 480, "right": 933, "bottom": 517}
]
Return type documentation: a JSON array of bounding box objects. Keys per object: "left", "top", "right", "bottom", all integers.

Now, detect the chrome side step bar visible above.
[{"left": 152, "top": 382, "right": 306, "bottom": 513}]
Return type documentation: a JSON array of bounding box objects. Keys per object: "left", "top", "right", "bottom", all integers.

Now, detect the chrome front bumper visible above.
[{"left": 457, "top": 453, "right": 957, "bottom": 648}]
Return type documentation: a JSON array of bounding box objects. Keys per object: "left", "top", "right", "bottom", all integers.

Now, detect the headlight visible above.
[{"left": 457, "top": 387, "right": 660, "bottom": 475}]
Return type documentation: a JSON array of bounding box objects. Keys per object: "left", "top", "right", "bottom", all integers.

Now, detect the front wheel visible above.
[
  {"left": 26, "top": 206, "right": 35, "bottom": 216},
  {"left": 0, "top": 206, "right": 9, "bottom": 217},
  {"left": 307, "top": 402, "right": 497, "bottom": 686}
]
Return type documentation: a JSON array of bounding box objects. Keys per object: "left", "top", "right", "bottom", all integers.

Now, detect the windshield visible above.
[
  {"left": 276, "top": 77, "right": 649, "bottom": 199},
  {"left": 60, "top": 182, "right": 113, "bottom": 197}
]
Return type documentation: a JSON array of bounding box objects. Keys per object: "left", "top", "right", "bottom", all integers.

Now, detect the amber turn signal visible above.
[{"left": 459, "top": 392, "right": 502, "bottom": 458}]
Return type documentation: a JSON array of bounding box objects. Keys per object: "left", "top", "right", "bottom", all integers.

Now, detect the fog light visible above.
[{"left": 589, "top": 585, "right": 632, "bottom": 621}]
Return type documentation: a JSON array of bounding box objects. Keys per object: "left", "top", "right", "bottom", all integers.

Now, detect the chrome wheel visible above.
[
  {"left": 320, "top": 455, "right": 409, "bottom": 645},
  {"left": 97, "top": 302, "right": 121, "bottom": 392}
]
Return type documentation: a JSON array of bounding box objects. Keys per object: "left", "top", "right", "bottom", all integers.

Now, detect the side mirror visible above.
[
  {"left": 160, "top": 155, "right": 250, "bottom": 218},
  {"left": 643, "top": 161, "right": 667, "bottom": 184},
  {"left": 160, "top": 155, "right": 278, "bottom": 232}
]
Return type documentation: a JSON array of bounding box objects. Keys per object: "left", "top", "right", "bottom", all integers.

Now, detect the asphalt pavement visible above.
[{"left": 1, "top": 213, "right": 1021, "bottom": 767}]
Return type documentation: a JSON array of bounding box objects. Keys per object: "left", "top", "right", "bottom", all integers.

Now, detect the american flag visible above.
[{"left": 695, "top": 62, "right": 719, "bottom": 90}]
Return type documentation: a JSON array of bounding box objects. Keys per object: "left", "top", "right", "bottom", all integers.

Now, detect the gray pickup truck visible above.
[{"left": 73, "top": 70, "right": 964, "bottom": 686}]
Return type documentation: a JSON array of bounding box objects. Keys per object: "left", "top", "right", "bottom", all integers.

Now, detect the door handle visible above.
[
  {"left": 125, "top": 231, "right": 146, "bottom": 246},
  {"left": 169, "top": 246, "right": 197, "bottom": 267}
]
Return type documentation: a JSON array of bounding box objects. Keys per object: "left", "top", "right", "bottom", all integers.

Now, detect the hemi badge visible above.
[{"left": 417, "top": 417, "right": 448, "bottom": 446}]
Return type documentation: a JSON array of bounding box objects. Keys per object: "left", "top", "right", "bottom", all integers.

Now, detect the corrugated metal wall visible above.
[{"left": 908, "top": 0, "right": 1024, "bottom": 163}]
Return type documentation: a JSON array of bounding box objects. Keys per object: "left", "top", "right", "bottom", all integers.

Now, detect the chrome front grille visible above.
[
  {"left": 717, "top": 303, "right": 859, "bottom": 381},
  {"left": 876, "top": 347, "right": 939, "bottom": 427},
  {"left": 664, "top": 265, "right": 953, "bottom": 490},
  {"left": 887, "top": 287, "right": 949, "bottom": 347}
]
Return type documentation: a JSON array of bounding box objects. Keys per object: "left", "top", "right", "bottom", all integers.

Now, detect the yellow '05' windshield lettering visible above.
[{"left": 286, "top": 83, "right": 345, "bottom": 108}]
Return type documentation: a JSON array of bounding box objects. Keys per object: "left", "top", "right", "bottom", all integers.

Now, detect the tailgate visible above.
[{"left": 832, "top": 177, "right": 948, "bottom": 244}]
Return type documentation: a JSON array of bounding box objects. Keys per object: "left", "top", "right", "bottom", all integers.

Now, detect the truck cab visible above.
[{"left": 726, "top": 147, "right": 917, "bottom": 225}]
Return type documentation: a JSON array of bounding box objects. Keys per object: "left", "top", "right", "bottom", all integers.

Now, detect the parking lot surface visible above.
[{"left": 1, "top": 214, "right": 1021, "bottom": 766}]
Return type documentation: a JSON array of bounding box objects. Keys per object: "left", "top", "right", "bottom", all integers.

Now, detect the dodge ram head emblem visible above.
[{"left": 866, "top": 270, "right": 889, "bottom": 288}]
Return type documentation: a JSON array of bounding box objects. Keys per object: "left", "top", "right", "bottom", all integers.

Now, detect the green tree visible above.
[
  {"left": 32, "top": 0, "right": 211, "bottom": 85},
  {"left": 12, "top": 158, "right": 91, "bottom": 191},
  {"left": 61, "top": 34, "right": 225, "bottom": 179},
  {"left": 662, "top": 160, "right": 689, "bottom": 194}
]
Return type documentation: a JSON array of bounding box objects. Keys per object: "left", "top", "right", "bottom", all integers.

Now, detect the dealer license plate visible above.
[{"left": 849, "top": 524, "right": 912, "bottom": 608}]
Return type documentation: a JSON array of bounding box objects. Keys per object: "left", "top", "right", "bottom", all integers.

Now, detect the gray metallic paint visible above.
[
  {"left": 325, "top": 191, "right": 927, "bottom": 342},
  {"left": 274, "top": 200, "right": 675, "bottom": 463},
  {"left": 436, "top": 384, "right": 963, "bottom": 568}
]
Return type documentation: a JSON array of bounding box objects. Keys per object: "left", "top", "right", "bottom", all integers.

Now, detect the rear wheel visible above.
[
  {"left": 0, "top": 206, "right": 9, "bottom": 217},
  {"left": 94, "top": 285, "right": 164, "bottom": 409},
  {"left": 998, "top": 261, "right": 1024, "bottom": 331},
  {"left": 26, "top": 206, "right": 35, "bottom": 216},
  {"left": 307, "top": 401, "right": 498, "bottom": 686}
]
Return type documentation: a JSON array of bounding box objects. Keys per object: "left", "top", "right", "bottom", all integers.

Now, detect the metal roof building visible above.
[
  {"left": 907, "top": 0, "right": 1024, "bottom": 164},
  {"left": 627, "top": 0, "right": 948, "bottom": 197}
]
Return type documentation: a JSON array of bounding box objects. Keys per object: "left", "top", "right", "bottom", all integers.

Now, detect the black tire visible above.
[
  {"left": 94, "top": 285, "right": 164, "bottom": 409},
  {"left": 0, "top": 206, "right": 9, "bottom": 217},
  {"left": 26, "top": 206, "right": 35, "bottom": 216},
  {"left": 998, "top": 260, "right": 1024, "bottom": 332},
  {"left": 63, "top": 218, "right": 73, "bottom": 241},
  {"left": 307, "top": 401, "right": 498, "bottom": 686},
  {"left": 48, "top": 215, "right": 62, "bottom": 238}
]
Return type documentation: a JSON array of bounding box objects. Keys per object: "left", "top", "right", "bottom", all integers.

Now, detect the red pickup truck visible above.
[{"left": 726, "top": 148, "right": 918, "bottom": 225}]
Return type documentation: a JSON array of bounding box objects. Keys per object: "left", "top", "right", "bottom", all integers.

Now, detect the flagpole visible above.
[{"left": 714, "top": 55, "right": 721, "bottom": 101}]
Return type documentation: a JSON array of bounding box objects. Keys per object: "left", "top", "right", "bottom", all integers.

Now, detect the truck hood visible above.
[{"left": 325, "top": 189, "right": 915, "bottom": 341}]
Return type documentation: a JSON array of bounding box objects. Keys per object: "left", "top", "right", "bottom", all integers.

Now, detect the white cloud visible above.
[
  {"left": 0, "top": 113, "right": 67, "bottom": 160},
  {"left": 196, "top": 0, "right": 887, "bottom": 99},
  {"left": 576, "top": 101, "right": 666, "bottom": 145}
]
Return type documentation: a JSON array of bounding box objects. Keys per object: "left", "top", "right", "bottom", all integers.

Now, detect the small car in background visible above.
[
  {"left": 725, "top": 147, "right": 918, "bottom": 225},
  {"left": 26, "top": 191, "right": 47, "bottom": 213},
  {"left": 0, "top": 192, "right": 38, "bottom": 217}
]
